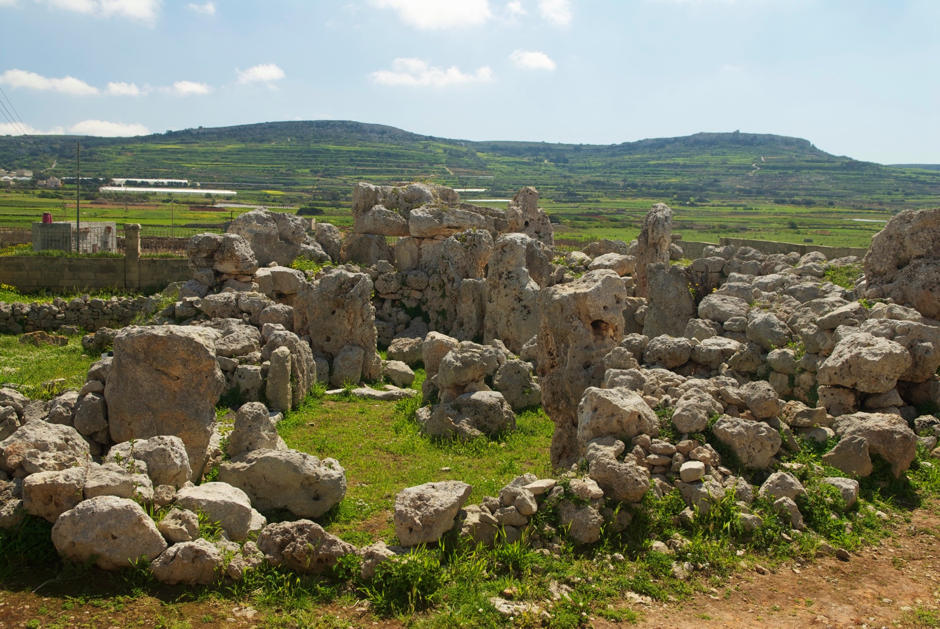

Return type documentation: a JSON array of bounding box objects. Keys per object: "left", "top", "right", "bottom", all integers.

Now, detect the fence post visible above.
[{"left": 124, "top": 223, "right": 141, "bottom": 291}]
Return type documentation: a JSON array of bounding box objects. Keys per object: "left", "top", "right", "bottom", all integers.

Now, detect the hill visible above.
[{"left": 1, "top": 120, "right": 939, "bottom": 209}]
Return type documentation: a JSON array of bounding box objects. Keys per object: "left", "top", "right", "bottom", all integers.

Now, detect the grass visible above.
[
  {"left": 277, "top": 380, "right": 554, "bottom": 545},
  {"left": 0, "top": 332, "right": 96, "bottom": 398}
]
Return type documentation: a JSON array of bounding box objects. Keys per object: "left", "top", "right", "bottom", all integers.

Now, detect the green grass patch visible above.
[{"left": 0, "top": 332, "right": 96, "bottom": 398}]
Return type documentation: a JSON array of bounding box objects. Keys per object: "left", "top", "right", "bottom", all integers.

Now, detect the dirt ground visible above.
[
  {"left": 2, "top": 506, "right": 940, "bottom": 628},
  {"left": 628, "top": 505, "right": 940, "bottom": 629}
]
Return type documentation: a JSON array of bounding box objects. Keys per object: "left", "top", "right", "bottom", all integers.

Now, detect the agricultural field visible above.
[{"left": 0, "top": 186, "right": 892, "bottom": 249}]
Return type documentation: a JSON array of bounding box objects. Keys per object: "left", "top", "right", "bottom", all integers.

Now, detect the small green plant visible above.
[{"left": 363, "top": 549, "right": 443, "bottom": 615}]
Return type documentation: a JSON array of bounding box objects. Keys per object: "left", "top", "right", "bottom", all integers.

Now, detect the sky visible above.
[{"left": 0, "top": 0, "right": 938, "bottom": 164}]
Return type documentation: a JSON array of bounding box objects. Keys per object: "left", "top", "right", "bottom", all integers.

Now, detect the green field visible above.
[{"left": 2, "top": 121, "right": 936, "bottom": 248}]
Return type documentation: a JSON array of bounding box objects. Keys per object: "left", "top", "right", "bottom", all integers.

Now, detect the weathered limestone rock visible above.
[
  {"left": 822, "top": 477, "right": 860, "bottom": 509},
  {"left": 822, "top": 434, "right": 873, "bottom": 476},
  {"left": 506, "top": 186, "right": 553, "bottom": 246},
  {"left": 83, "top": 462, "right": 154, "bottom": 502},
  {"left": 698, "top": 294, "right": 750, "bottom": 324},
  {"left": 711, "top": 415, "right": 781, "bottom": 469},
  {"left": 643, "top": 264, "right": 694, "bottom": 338},
  {"left": 740, "top": 380, "right": 782, "bottom": 419},
  {"left": 187, "top": 232, "right": 259, "bottom": 284},
  {"left": 634, "top": 203, "right": 672, "bottom": 298},
  {"left": 175, "top": 482, "right": 266, "bottom": 541},
  {"left": 394, "top": 481, "right": 472, "bottom": 546},
  {"left": 832, "top": 412, "right": 917, "bottom": 477},
  {"left": 23, "top": 466, "right": 86, "bottom": 522},
  {"left": 106, "top": 435, "right": 192, "bottom": 489},
  {"left": 672, "top": 388, "right": 723, "bottom": 434},
  {"left": 817, "top": 332, "right": 912, "bottom": 394},
  {"left": 353, "top": 204, "right": 409, "bottom": 237},
  {"left": 746, "top": 311, "right": 790, "bottom": 351},
  {"left": 758, "top": 471, "right": 806, "bottom": 501},
  {"left": 261, "top": 326, "right": 316, "bottom": 410},
  {"left": 0, "top": 422, "right": 90, "bottom": 478},
  {"left": 266, "top": 345, "right": 293, "bottom": 412},
  {"left": 257, "top": 519, "right": 355, "bottom": 573},
  {"left": 383, "top": 360, "right": 415, "bottom": 388},
  {"left": 219, "top": 449, "right": 346, "bottom": 518},
  {"left": 151, "top": 538, "right": 223, "bottom": 585},
  {"left": 293, "top": 268, "right": 380, "bottom": 384},
  {"left": 227, "top": 402, "right": 285, "bottom": 458},
  {"left": 577, "top": 387, "right": 658, "bottom": 449},
  {"left": 863, "top": 208, "right": 940, "bottom": 319},
  {"left": 588, "top": 456, "right": 650, "bottom": 503},
  {"left": 643, "top": 335, "right": 692, "bottom": 369},
  {"left": 105, "top": 326, "right": 225, "bottom": 478},
  {"left": 537, "top": 270, "right": 628, "bottom": 467},
  {"left": 484, "top": 234, "right": 542, "bottom": 354},
  {"left": 422, "top": 391, "right": 516, "bottom": 440},
  {"left": 228, "top": 209, "right": 323, "bottom": 266},
  {"left": 493, "top": 359, "right": 541, "bottom": 411},
  {"left": 51, "top": 496, "right": 167, "bottom": 570},
  {"left": 157, "top": 507, "right": 200, "bottom": 543}
]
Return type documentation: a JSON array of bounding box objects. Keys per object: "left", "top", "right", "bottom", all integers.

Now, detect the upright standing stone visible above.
[
  {"left": 634, "top": 203, "right": 673, "bottom": 298},
  {"left": 537, "top": 270, "right": 628, "bottom": 468},
  {"left": 104, "top": 326, "right": 225, "bottom": 479},
  {"left": 266, "top": 345, "right": 292, "bottom": 413}
]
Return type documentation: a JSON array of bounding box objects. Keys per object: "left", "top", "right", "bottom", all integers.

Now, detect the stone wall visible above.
[
  {"left": 0, "top": 294, "right": 159, "bottom": 333},
  {"left": 0, "top": 256, "right": 188, "bottom": 292},
  {"left": 717, "top": 237, "right": 867, "bottom": 259}
]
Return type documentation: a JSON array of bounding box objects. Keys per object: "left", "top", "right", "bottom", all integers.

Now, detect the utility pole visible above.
[{"left": 75, "top": 141, "right": 80, "bottom": 253}]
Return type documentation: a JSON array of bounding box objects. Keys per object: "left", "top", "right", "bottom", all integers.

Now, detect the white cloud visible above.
[
  {"left": 372, "top": 0, "right": 492, "bottom": 29},
  {"left": 69, "top": 119, "right": 149, "bottom": 136},
  {"left": 0, "top": 0, "right": 20, "bottom": 7},
  {"left": 37, "top": 0, "right": 159, "bottom": 21},
  {"left": 0, "top": 69, "right": 98, "bottom": 95},
  {"left": 171, "top": 80, "right": 211, "bottom": 96},
  {"left": 510, "top": 50, "right": 556, "bottom": 71},
  {"left": 237, "top": 63, "right": 285, "bottom": 85},
  {"left": 371, "top": 58, "right": 493, "bottom": 87},
  {"left": 0, "top": 120, "right": 148, "bottom": 136},
  {"left": 538, "top": 0, "right": 571, "bottom": 25},
  {"left": 106, "top": 81, "right": 143, "bottom": 96},
  {"left": 506, "top": 0, "right": 525, "bottom": 16},
  {"left": 186, "top": 1, "right": 214, "bottom": 15}
]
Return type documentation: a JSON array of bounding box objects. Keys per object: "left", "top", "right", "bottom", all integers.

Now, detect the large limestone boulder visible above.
[
  {"left": 672, "top": 388, "right": 723, "bottom": 434},
  {"left": 711, "top": 415, "right": 781, "bottom": 469},
  {"left": 588, "top": 456, "right": 650, "bottom": 503},
  {"left": 817, "top": 332, "right": 912, "bottom": 394},
  {"left": 537, "top": 270, "right": 628, "bottom": 467},
  {"left": 51, "top": 496, "right": 167, "bottom": 570},
  {"left": 293, "top": 268, "right": 380, "bottom": 384},
  {"left": 484, "top": 234, "right": 542, "bottom": 354},
  {"left": 422, "top": 391, "right": 516, "bottom": 440},
  {"left": 23, "top": 466, "right": 86, "bottom": 522},
  {"left": 576, "top": 387, "right": 658, "bottom": 449},
  {"left": 634, "top": 203, "right": 672, "bottom": 298},
  {"left": 643, "top": 264, "right": 694, "bottom": 338},
  {"left": 151, "top": 538, "right": 223, "bottom": 585},
  {"left": 187, "top": 232, "right": 259, "bottom": 281},
  {"left": 698, "top": 294, "right": 750, "bottom": 324},
  {"left": 105, "top": 326, "right": 225, "bottom": 479},
  {"left": 643, "top": 335, "right": 692, "bottom": 369},
  {"left": 219, "top": 449, "right": 346, "bottom": 518},
  {"left": 493, "top": 359, "right": 542, "bottom": 411},
  {"left": 832, "top": 412, "right": 917, "bottom": 477},
  {"left": 394, "top": 481, "right": 472, "bottom": 546},
  {"left": 863, "top": 208, "right": 940, "bottom": 319},
  {"left": 0, "top": 422, "right": 90, "bottom": 478},
  {"left": 175, "top": 482, "right": 266, "bottom": 541},
  {"left": 257, "top": 519, "right": 355, "bottom": 573},
  {"left": 354, "top": 204, "right": 410, "bottom": 237},
  {"left": 228, "top": 209, "right": 321, "bottom": 266},
  {"left": 106, "top": 435, "right": 192, "bottom": 488}
]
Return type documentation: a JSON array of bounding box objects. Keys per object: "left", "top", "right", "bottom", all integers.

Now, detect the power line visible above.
[{"left": 0, "top": 85, "right": 30, "bottom": 135}]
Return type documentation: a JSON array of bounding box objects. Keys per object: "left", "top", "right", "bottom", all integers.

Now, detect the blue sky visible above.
[{"left": 0, "top": 0, "right": 938, "bottom": 163}]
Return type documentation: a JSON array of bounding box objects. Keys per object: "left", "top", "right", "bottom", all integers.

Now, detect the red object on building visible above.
[{"left": 41, "top": 212, "right": 53, "bottom": 224}]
